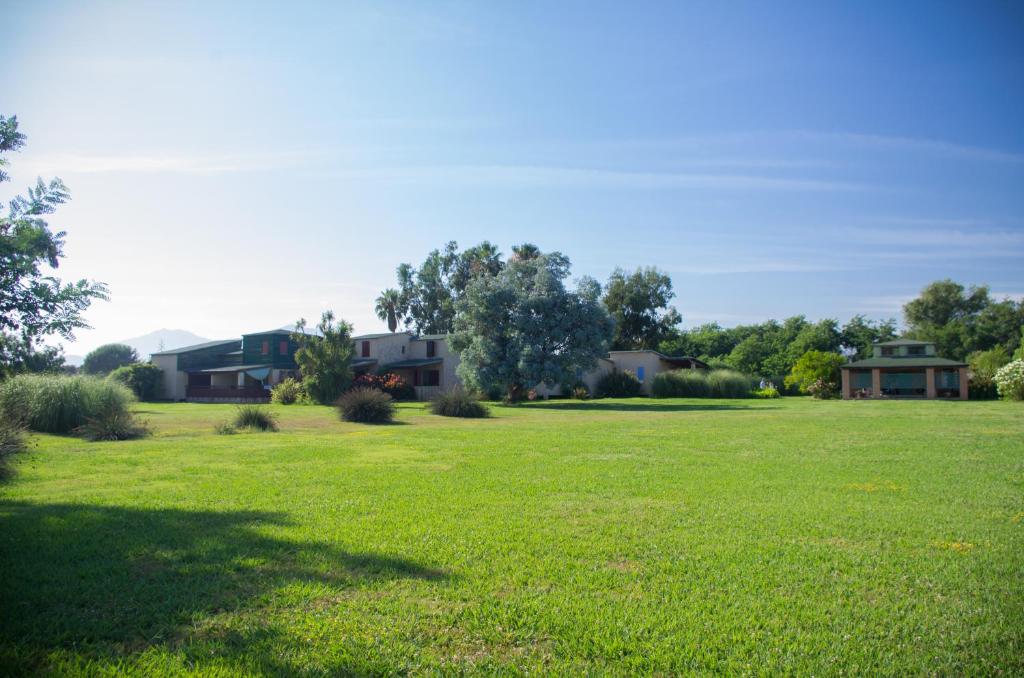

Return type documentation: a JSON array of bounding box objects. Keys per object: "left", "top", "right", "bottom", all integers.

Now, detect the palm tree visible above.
[
  {"left": 510, "top": 243, "right": 541, "bottom": 262},
  {"left": 375, "top": 289, "right": 404, "bottom": 333}
]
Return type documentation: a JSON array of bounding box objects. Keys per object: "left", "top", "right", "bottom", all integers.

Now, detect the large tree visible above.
[
  {"left": 450, "top": 251, "right": 613, "bottom": 400},
  {"left": 903, "top": 279, "right": 1022, "bottom": 360},
  {"left": 602, "top": 267, "right": 682, "bottom": 350},
  {"left": 82, "top": 343, "right": 138, "bottom": 375},
  {"left": 374, "top": 289, "right": 404, "bottom": 333},
  {"left": 386, "top": 241, "right": 505, "bottom": 335},
  {"left": 292, "top": 311, "right": 354, "bottom": 404},
  {"left": 840, "top": 314, "right": 897, "bottom": 359},
  {"left": 0, "top": 114, "right": 107, "bottom": 377}
]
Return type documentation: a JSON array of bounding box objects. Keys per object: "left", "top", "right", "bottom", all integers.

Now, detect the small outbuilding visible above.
[{"left": 840, "top": 339, "right": 967, "bottom": 400}]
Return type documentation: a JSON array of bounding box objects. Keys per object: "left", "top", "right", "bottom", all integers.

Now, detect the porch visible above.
[
  {"left": 186, "top": 364, "right": 272, "bottom": 402},
  {"left": 842, "top": 366, "right": 968, "bottom": 400},
  {"left": 381, "top": 357, "right": 443, "bottom": 400}
]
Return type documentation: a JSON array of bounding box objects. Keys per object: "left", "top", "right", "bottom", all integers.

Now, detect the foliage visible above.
[
  {"left": 451, "top": 250, "right": 613, "bottom": 401},
  {"left": 0, "top": 114, "right": 108, "bottom": 377},
  {"left": 839, "top": 315, "right": 898, "bottom": 360},
  {"left": 429, "top": 389, "right": 490, "bottom": 418},
  {"left": 994, "top": 360, "right": 1024, "bottom": 401},
  {"left": 0, "top": 416, "right": 25, "bottom": 479},
  {"left": 233, "top": 405, "right": 278, "bottom": 432},
  {"left": 0, "top": 374, "right": 135, "bottom": 433},
  {"left": 77, "top": 402, "right": 150, "bottom": 442},
  {"left": 107, "top": 362, "right": 162, "bottom": 401},
  {"left": 270, "top": 378, "right": 305, "bottom": 405},
  {"left": 967, "top": 346, "right": 1010, "bottom": 400},
  {"left": 0, "top": 334, "right": 66, "bottom": 379},
  {"left": 806, "top": 378, "right": 838, "bottom": 399},
  {"left": 292, "top": 311, "right": 354, "bottom": 405},
  {"left": 753, "top": 386, "right": 781, "bottom": 399},
  {"left": 595, "top": 370, "right": 643, "bottom": 398},
  {"left": 602, "top": 267, "right": 681, "bottom": 350},
  {"left": 386, "top": 241, "right": 505, "bottom": 335},
  {"left": 82, "top": 343, "right": 138, "bottom": 375},
  {"left": 902, "top": 279, "right": 1023, "bottom": 361},
  {"left": 374, "top": 289, "right": 404, "bottom": 333},
  {"left": 571, "top": 384, "right": 590, "bottom": 400},
  {"left": 651, "top": 370, "right": 710, "bottom": 398},
  {"left": 213, "top": 421, "right": 238, "bottom": 435},
  {"left": 353, "top": 372, "right": 416, "bottom": 400},
  {"left": 785, "top": 350, "right": 845, "bottom": 397},
  {"left": 337, "top": 387, "right": 395, "bottom": 423},
  {"left": 705, "top": 369, "right": 755, "bottom": 398}
]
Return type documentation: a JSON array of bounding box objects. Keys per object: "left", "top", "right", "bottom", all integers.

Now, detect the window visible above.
[
  {"left": 261, "top": 341, "right": 269, "bottom": 355},
  {"left": 636, "top": 366, "right": 645, "bottom": 383},
  {"left": 279, "top": 340, "right": 288, "bottom": 356},
  {"left": 907, "top": 345, "right": 925, "bottom": 356},
  {"left": 361, "top": 341, "right": 370, "bottom": 358},
  {"left": 881, "top": 346, "right": 895, "bottom": 356},
  {"left": 426, "top": 340, "right": 436, "bottom": 358},
  {"left": 423, "top": 369, "right": 440, "bottom": 386}
]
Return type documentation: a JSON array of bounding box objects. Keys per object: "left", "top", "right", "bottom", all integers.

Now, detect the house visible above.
[
  {"left": 153, "top": 328, "right": 707, "bottom": 402},
  {"left": 840, "top": 339, "right": 968, "bottom": 400}
]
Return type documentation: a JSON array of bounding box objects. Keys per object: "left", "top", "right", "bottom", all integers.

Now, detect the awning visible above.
[
  {"left": 198, "top": 363, "right": 272, "bottom": 374},
  {"left": 381, "top": 358, "right": 442, "bottom": 370}
]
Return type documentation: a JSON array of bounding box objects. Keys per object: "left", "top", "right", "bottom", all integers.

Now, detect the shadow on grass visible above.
[
  {"left": 521, "top": 400, "right": 781, "bottom": 412},
  {"left": 0, "top": 501, "right": 450, "bottom": 673}
]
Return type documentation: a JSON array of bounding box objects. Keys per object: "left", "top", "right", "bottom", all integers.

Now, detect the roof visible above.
[
  {"left": 381, "top": 358, "right": 443, "bottom": 370},
  {"left": 352, "top": 331, "right": 413, "bottom": 340},
  {"left": 415, "top": 334, "right": 449, "bottom": 341},
  {"left": 874, "top": 339, "right": 933, "bottom": 347},
  {"left": 197, "top": 363, "right": 272, "bottom": 373},
  {"left": 842, "top": 357, "right": 967, "bottom": 369},
  {"left": 151, "top": 339, "right": 240, "bottom": 356},
  {"left": 351, "top": 358, "right": 378, "bottom": 367}
]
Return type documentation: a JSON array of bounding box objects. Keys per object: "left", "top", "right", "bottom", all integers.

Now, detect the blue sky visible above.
[{"left": 2, "top": 1, "right": 1023, "bottom": 352}]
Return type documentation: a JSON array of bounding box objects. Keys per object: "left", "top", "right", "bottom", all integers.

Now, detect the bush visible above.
[
  {"left": 430, "top": 389, "right": 489, "bottom": 418},
  {"left": 785, "top": 351, "right": 845, "bottom": 397},
  {"left": 595, "top": 371, "right": 643, "bottom": 398},
  {"left": 0, "top": 417, "right": 26, "bottom": 479},
  {"left": 77, "top": 404, "right": 150, "bottom": 442},
  {"left": 968, "top": 347, "right": 1010, "bottom": 400},
  {"left": 994, "top": 360, "right": 1024, "bottom": 401},
  {"left": 571, "top": 384, "right": 590, "bottom": 400},
  {"left": 233, "top": 405, "right": 278, "bottom": 431},
  {"left": 214, "top": 421, "right": 238, "bottom": 435},
  {"left": 651, "top": 370, "right": 710, "bottom": 398},
  {"left": 0, "top": 374, "right": 136, "bottom": 433},
  {"left": 337, "top": 387, "right": 395, "bottom": 423},
  {"left": 82, "top": 343, "right": 138, "bottom": 375},
  {"left": 706, "top": 369, "right": 755, "bottom": 398},
  {"left": 107, "top": 363, "right": 163, "bottom": 401},
  {"left": 271, "top": 378, "right": 305, "bottom": 405},
  {"left": 353, "top": 372, "right": 417, "bottom": 401},
  {"left": 753, "top": 386, "right": 780, "bottom": 399}
]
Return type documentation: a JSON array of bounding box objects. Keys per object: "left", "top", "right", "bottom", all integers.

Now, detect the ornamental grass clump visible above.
[
  {"left": 0, "top": 417, "right": 26, "bottom": 479},
  {"left": 706, "top": 369, "right": 755, "bottom": 398},
  {"left": 233, "top": 405, "right": 279, "bottom": 432},
  {"left": 429, "top": 389, "right": 489, "bottom": 418},
  {"left": 337, "top": 388, "right": 395, "bottom": 423},
  {"left": 0, "top": 374, "right": 136, "bottom": 434},
  {"left": 651, "top": 370, "right": 711, "bottom": 398},
  {"left": 270, "top": 378, "right": 305, "bottom": 405},
  {"left": 595, "top": 371, "right": 642, "bottom": 398}
]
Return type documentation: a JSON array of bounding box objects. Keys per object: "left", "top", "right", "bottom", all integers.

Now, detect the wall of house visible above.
[
  {"left": 606, "top": 351, "right": 669, "bottom": 394},
  {"left": 357, "top": 333, "right": 413, "bottom": 369},
  {"left": 152, "top": 354, "right": 187, "bottom": 401},
  {"left": 408, "top": 337, "right": 460, "bottom": 389},
  {"left": 242, "top": 332, "right": 298, "bottom": 368}
]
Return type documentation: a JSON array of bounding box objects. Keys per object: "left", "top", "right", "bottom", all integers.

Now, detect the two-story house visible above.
[{"left": 840, "top": 339, "right": 968, "bottom": 399}]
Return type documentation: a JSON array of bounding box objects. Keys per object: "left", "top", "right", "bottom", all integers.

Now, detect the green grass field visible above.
[{"left": 1, "top": 398, "right": 1022, "bottom": 675}]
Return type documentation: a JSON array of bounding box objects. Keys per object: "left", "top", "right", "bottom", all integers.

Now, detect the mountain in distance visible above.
[{"left": 117, "top": 329, "right": 211, "bottom": 360}]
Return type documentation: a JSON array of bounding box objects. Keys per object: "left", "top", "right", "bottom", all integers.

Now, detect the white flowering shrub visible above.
[{"left": 994, "top": 360, "right": 1024, "bottom": 401}]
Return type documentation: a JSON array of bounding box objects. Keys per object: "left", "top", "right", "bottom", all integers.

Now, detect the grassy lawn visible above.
[{"left": 1, "top": 398, "right": 1022, "bottom": 675}]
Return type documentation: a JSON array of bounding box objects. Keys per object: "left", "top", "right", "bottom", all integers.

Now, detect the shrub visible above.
[
  {"left": 785, "top": 351, "right": 845, "bottom": 397},
  {"left": 0, "top": 417, "right": 26, "bottom": 479},
  {"left": 353, "top": 372, "right": 417, "bottom": 401},
  {"left": 233, "top": 405, "right": 278, "bottom": 432},
  {"left": 806, "top": 378, "right": 837, "bottom": 400},
  {"left": 753, "top": 386, "right": 780, "bottom": 399},
  {"left": 651, "top": 370, "right": 710, "bottom": 398},
  {"left": 0, "top": 374, "right": 136, "bottom": 433},
  {"left": 77, "top": 405, "right": 150, "bottom": 442},
  {"left": 595, "top": 371, "right": 643, "bottom": 398},
  {"left": 82, "top": 343, "right": 138, "bottom": 375},
  {"left": 271, "top": 378, "right": 305, "bottom": 405},
  {"left": 107, "top": 362, "right": 163, "bottom": 401},
  {"left": 968, "top": 347, "right": 1010, "bottom": 400},
  {"left": 337, "top": 388, "right": 395, "bottom": 423},
  {"left": 571, "top": 383, "right": 590, "bottom": 400},
  {"left": 214, "top": 421, "right": 238, "bottom": 435},
  {"left": 994, "top": 360, "right": 1024, "bottom": 401},
  {"left": 430, "top": 389, "right": 489, "bottom": 418},
  {"left": 707, "top": 369, "right": 755, "bottom": 398}
]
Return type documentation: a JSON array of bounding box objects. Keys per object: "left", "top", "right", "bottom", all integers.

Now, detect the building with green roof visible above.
[{"left": 840, "top": 339, "right": 967, "bottom": 400}]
